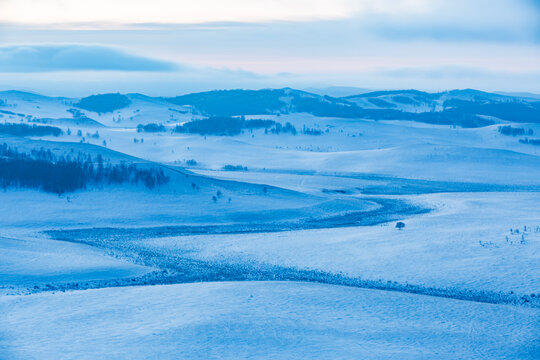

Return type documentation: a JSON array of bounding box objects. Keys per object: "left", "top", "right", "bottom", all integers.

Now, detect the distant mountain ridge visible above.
[
  {"left": 2, "top": 88, "right": 539, "bottom": 128},
  {"left": 164, "top": 88, "right": 540, "bottom": 127}
]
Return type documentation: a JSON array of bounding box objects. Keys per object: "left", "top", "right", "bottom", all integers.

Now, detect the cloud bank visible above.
[
  {"left": 0, "top": 45, "right": 177, "bottom": 72},
  {"left": 1, "top": 0, "right": 538, "bottom": 45},
  {"left": 0, "top": 1, "right": 538, "bottom": 92},
  {"left": 0, "top": 0, "right": 359, "bottom": 25}
]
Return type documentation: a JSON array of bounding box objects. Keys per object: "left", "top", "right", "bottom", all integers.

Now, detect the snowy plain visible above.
[
  {"left": 1, "top": 90, "right": 539, "bottom": 358},
  {"left": 1, "top": 282, "right": 539, "bottom": 360},
  {"left": 126, "top": 192, "right": 539, "bottom": 295}
]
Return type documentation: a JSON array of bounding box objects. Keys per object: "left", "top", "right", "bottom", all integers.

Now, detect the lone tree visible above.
[{"left": 395, "top": 222, "right": 405, "bottom": 230}]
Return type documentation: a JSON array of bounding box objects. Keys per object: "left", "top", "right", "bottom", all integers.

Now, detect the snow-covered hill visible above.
[
  {"left": 3, "top": 88, "right": 540, "bottom": 128},
  {"left": 1, "top": 87, "right": 539, "bottom": 359}
]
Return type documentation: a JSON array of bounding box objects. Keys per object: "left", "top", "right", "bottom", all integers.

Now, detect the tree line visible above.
[
  {"left": 174, "top": 116, "right": 276, "bottom": 136},
  {"left": 498, "top": 125, "right": 534, "bottom": 137},
  {"left": 137, "top": 123, "right": 166, "bottom": 133},
  {"left": 519, "top": 138, "right": 540, "bottom": 146},
  {"left": 0, "top": 143, "right": 169, "bottom": 194},
  {"left": 173, "top": 116, "right": 311, "bottom": 136},
  {"left": 0, "top": 122, "right": 63, "bottom": 137}
]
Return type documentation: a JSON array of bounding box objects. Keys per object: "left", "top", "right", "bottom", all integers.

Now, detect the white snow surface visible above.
[
  {"left": 1, "top": 281, "right": 538, "bottom": 360},
  {"left": 0, "top": 235, "right": 153, "bottom": 294},
  {"left": 1, "top": 90, "right": 540, "bottom": 358},
  {"left": 131, "top": 192, "right": 540, "bottom": 295}
]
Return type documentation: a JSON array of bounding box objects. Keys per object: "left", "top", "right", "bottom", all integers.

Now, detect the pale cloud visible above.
[
  {"left": 0, "top": 0, "right": 360, "bottom": 26},
  {"left": 0, "top": 0, "right": 539, "bottom": 92},
  {"left": 0, "top": 0, "right": 441, "bottom": 28},
  {"left": 1, "top": 0, "right": 536, "bottom": 38},
  {"left": 0, "top": 45, "right": 177, "bottom": 71},
  {"left": 363, "top": 0, "right": 540, "bottom": 43}
]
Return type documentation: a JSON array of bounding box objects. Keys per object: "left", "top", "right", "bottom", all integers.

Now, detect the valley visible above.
[{"left": 0, "top": 88, "right": 539, "bottom": 359}]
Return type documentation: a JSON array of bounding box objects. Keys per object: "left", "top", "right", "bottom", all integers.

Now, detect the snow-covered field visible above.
[
  {"left": 0, "top": 235, "right": 154, "bottom": 295},
  {"left": 34, "top": 119, "right": 540, "bottom": 185},
  {"left": 122, "top": 192, "right": 539, "bottom": 295},
  {"left": 1, "top": 282, "right": 539, "bottom": 360},
  {"left": 1, "top": 90, "right": 539, "bottom": 358}
]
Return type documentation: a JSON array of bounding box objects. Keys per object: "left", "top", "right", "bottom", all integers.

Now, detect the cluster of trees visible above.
[
  {"left": 444, "top": 101, "right": 540, "bottom": 124},
  {"left": 498, "top": 126, "right": 534, "bottom": 136},
  {"left": 404, "top": 111, "right": 493, "bottom": 128},
  {"left": 267, "top": 122, "right": 297, "bottom": 135},
  {"left": 0, "top": 143, "right": 169, "bottom": 194},
  {"left": 60, "top": 108, "right": 104, "bottom": 127},
  {"left": 175, "top": 116, "right": 244, "bottom": 135},
  {"left": 243, "top": 119, "right": 276, "bottom": 129},
  {"left": 75, "top": 93, "right": 131, "bottom": 114},
  {"left": 174, "top": 117, "right": 278, "bottom": 136},
  {"left": 519, "top": 138, "right": 540, "bottom": 146},
  {"left": 172, "top": 116, "right": 325, "bottom": 137},
  {"left": 67, "top": 108, "right": 84, "bottom": 118},
  {"left": 86, "top": 131, "right": 100, "bottom": 139},
  {"left": 302, "top": 125, "right": 323, "bottom": 136},
  {"left": 0, "top": 122, "right": 63, "bottom": 137},
  {"left": 137, "top": 123, "right": 166, "bottom": 133},
  {"left": 222, "top": 164, "right": 248, "bottom": 171},
  {"left": 0, "top": 109, "right": 26, "bottom": 117}
]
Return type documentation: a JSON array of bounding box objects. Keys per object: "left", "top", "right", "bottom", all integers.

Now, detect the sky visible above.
[{"left": 0, "top": 0, "right": 539, "bottom": 96}]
